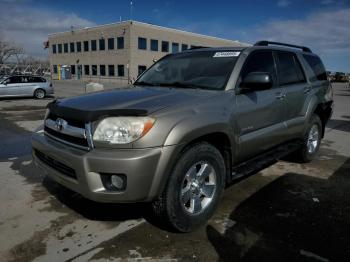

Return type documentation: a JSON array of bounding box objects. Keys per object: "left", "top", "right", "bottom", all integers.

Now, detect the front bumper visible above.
[{"left": 32, "top": 131, "right": 180, "bottom": 203}]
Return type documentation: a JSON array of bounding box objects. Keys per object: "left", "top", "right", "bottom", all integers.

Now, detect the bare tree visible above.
[{"left": 0, "top": 33, "right": 23, "bottom": 64}]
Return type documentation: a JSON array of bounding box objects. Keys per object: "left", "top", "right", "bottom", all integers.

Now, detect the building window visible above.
[
  {"left": 172, "top": 42, "right": 179, "bottom": 53},
  {"left": 118, "top": 65, "right": 125, "bottom": 77},
  {"left": 181, "top": 44, "right": 188, "bottom": 51},
  {"left": 117, "top": 37, "right": 124, "bottom": 49},
  {"left": 70, "top": 42, "right": 75, "bottom": 53},
  {"left": 99, "top": 38, "right": 105, "bottom": 51},
  {"left": 161, "top": 41, "right": 169, "bottom": 52},
  {"left": 138, "top": 65, "right": 147, "bottom": 76},
  {"left": 108, "top": 38, "right": 114, "bottom": 50},
  {"left": 64, "top": 43, "right": 68, "bottom": 53},
  {"left": 108, "top": 65, "right": 115, "bottom": 76},
  {"left": 71, "top": 65, "right": 76, "bottom": 75},
  {"left": 92, "top": 65, "right": 97, "bottom": 76},
  {"left": 150, "top": 39, "right": 158, "bottom": 51},
  {"left": 91, "top": 40, "right": 97, "bottom": 51},
  {"left": 52, "top": 44, "right": 56, "bottom": 54},
  {"left": 58, "top": 44, "right": 62, "bottom": 53},
  {"left": 84, "top": 65, "right": 90, "bottom": 75},
  {"left": 84, "top": 41, "right": 89, "bottom": 52},
  {"left": 138, "top": 37, "right": 147, "bottom": 50},
  {"left": 100, "top": 65, "right": 106, "bottom": 76},
  {"left": 53, "top": 65, "right": 58, "bottom": 74},
  {"left": 77, "top": 42, "right": 82, "bottom": 52}
]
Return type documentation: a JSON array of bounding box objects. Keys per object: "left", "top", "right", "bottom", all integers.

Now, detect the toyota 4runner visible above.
[{"left": 32, "top": 41, "right": 333, "bottom": 232}]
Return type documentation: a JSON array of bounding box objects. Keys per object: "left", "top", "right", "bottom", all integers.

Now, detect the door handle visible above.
[
  {"left": 276, "top": 93, "right": 286, "bottom": 100},
  {"left": 304, "top": 88, "right": 311, "bottom": 94}
]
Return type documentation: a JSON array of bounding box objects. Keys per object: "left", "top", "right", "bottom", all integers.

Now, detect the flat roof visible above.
[{"left": 49, "top": 20, "right": 249, "bottom": 46}]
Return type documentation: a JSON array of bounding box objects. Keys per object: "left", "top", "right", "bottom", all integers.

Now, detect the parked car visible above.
[
  {"left": 32, "top": 41, "right": 333, "bottom": 232},
  {"left": 0, "top": 75, "right": 54, "bottom": 99}
]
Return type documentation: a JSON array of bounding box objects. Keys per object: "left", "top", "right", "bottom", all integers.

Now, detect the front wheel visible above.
[
  {"left": 34, "top": 89, "right": 45, "bottom": 99},
  {"left": 152, "top": 142, "right": 226, "bottom": 232}
]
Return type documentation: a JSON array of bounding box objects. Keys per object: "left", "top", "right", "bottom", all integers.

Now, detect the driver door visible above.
[
  {"left": 0, "top": 76, "right": 22, "bottom": 97},
  {"left": 234, "top": 50, "right": 287, "bottom": 162}
]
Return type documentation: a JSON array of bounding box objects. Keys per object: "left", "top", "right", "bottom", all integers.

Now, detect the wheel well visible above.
[
  {"left": 182, "top": 132, "right": 232, "bottom": 184},
  {"left": 314, "top": 103, "right": 332, "bottom": 137}
]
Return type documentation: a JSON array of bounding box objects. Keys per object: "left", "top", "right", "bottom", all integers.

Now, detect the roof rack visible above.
[{"left": 254, "top": 40, "right": 312, "bottom": 53}]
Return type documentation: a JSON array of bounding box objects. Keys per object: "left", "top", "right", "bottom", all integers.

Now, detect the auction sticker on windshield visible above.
[{"left": 213, "top": 51, "right": 240, "bottom": 58}]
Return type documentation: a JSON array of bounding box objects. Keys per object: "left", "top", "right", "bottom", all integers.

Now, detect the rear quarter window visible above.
[{"left": 303, "top": 54, "right": 327, "bottom": 81}]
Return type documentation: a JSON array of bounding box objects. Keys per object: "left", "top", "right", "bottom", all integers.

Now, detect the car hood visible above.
[{"left": 47, "top": 86, "right": 215, "bottom": 122}]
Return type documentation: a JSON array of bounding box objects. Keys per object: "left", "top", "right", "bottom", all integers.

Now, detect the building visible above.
[{"left": 48, "top": 20, "right": 248, "bottom": 85}]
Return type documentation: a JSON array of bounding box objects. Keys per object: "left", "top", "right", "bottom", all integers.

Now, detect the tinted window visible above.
[
  {"left": 91, "top": 40, "right": 97, "bottom": 51},
  {"left": 303, "top": 55, "right": 327, "bottom": 81},
  {"left": 138, "top": 65, "right": 147, "bottom": 76},
  {"left": 58, "top": 44, "right": 62, "bottom": 53},
  {"left": 77, "top": 42, "right": 82, "bottom": 52},
  {"left": 161, "top": 41, "right": 169, "bottom": 52},
  {"left": 117, "top": 37, "right": 124, "bottom": 49},
  {"left": 64, "top": 43, "right": 68, "bottom": 53},
  {"left": 182, "top": 44, "right": 188, "bottom": 51},
  {"left": 70, "top": 42, "right": 75, "bottom": 52},
  {"left": 84, "top": 41, "right": 89, "bottom": 52},
  {"left": 27, "top": 76, "right": 45, "bottom": 83},
  {"left": 240, "top": 51, "right": 277, "bottom": 85},
  {"left": 138, "top": 37, "right": 147, "bottom": 50},
  {"left": 84, "top": 65, "right": 90, "bottom": 75},
  {"left": 108, "top": 65, "right": 115, "bottom": 76},
  {"left": 100, "top": 65, "right": 106, "bottom": 76},
  {"left": 151, "top": 39, "right": 158, "bottom": 51},
  {"left": 71, "top": 65, "right": 76, "bottom": 75},
  {"left": 172, "top": 43, "right": 179, "bottom": 53},
  {"left": 52, "top": 44, "right": 57, "bottom": 54},
  {"left": 108, "top": 38, "right": 114, "bottom": 50},
  {"left": 7, "top": 76, "right": 21, "bottom": 84},
  {"left": 92, "top": 65, "right": 97, "bottom": 76},
  {"left": 118, "top": 65, "right": 125, "bottom": 77},
  {"left": 276, "top": 52, "right": 305, "bottom": 85},
  {"left": 99, "top": 38, "right": 105, "bottom": 50}
]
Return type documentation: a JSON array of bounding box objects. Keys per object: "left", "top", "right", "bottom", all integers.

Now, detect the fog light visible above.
[
  {"left": 101, "top": 173, "right": 127, "bottom": 191},
  {"left": 111, "top": 175, "right": 124, "bottom": 189}
]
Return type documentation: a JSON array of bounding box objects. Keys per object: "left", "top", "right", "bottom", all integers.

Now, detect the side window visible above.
[
  {"left": 6, "top": 76, "right": 20, "bottom": 84},
  {"left": 240, "top": 51, "right": 277, "bottom": 86},
  {"left": 276, "top": 52, "right": 305, "bottom": 85},
  {"left": 303, "top": 55, "right": 327, "bottom": 81}
]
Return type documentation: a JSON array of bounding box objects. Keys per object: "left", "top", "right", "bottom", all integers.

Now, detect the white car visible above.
[{"left": 0, "top": 75, "right": 54, "bottom": 99}]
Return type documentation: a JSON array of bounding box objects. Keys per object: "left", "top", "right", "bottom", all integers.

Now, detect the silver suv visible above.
[{"left": 32, "top": 41, "right": 333, "bottom": 232}]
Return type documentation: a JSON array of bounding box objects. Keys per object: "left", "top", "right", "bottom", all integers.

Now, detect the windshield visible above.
[{"left": 135, "top": 50, "right": 240, "bottom": 90}]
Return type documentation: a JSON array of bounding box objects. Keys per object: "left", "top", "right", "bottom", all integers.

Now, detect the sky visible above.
[{"left": 0, "top": 0, "right": 349, "bottom": 72}]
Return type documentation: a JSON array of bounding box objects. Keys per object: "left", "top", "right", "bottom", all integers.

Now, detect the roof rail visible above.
[{"left": 254, "top": 40, "right": 312, "bottom": 53}]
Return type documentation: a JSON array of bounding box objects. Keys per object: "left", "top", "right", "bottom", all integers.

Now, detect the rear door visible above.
[
  {"left": 234, "top": 50, "right": 287, "bottom": 161},
  {"left": 275, "top": 51, "right": 309, "bottom": 138}
]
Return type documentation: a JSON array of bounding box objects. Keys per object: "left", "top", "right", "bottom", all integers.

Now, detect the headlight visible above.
[{"left": 93, "top": 117, "right": 155, "bottom": 144}]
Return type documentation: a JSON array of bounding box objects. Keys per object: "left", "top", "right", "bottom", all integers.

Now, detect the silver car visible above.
[{"left": 0, "top": 75, "right": 54, "bottom": 99}]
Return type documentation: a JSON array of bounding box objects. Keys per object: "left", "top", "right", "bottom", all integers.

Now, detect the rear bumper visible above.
[{"left": 32, "top": 131, "right": 180, "bottom": 203}]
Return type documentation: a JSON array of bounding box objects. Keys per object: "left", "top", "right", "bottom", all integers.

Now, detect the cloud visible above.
[
  {"left": 253, "top": 8, "right": 350, "bottom": 55},
  {"left": 0, "top": 3, "right": 95, "bottom": 58},
  {"left": 277, "top": 0, "right": 291, "bottom": 7}
]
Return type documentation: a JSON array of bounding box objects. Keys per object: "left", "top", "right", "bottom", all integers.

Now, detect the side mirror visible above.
[{"left": 240, "top": 72, "right": 273, "bottom": 91}]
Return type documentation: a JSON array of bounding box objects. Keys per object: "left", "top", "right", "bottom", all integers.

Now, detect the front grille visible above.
[
  {"left": 45, "top": 126, "right": 89, "bottom": 148},
  {"left": 48, "top": 112, "right": 85, "bottom": 128},
  {"left": 34, "top": 149, "right": 77, "bottom": 179}
]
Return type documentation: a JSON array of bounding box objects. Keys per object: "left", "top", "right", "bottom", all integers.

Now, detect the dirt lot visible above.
[{"left": 0, "top": 82, "right": 349, "bottom": 262}]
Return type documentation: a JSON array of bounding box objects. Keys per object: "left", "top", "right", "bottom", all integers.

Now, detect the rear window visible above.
[
  {"left": 276, "top": 51, "right": 306, "bottom": 85},
  {"left": 303, "top": 55, "right": 327, "bottom": 81}
]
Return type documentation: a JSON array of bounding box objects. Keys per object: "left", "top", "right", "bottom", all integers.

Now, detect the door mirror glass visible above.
[{"left": 240, "top": 72, "right": 272, "bottom": 91}]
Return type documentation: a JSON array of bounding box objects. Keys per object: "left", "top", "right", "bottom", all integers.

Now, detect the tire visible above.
[
  {"left": 152, "top": 142, "right": 226, "bottom": 232},
  {"left": 296, "top": 115, "right": 322, "bottom": 163},
  {"left": 34, "top": 89, "right": 45, "bottom": 99}
]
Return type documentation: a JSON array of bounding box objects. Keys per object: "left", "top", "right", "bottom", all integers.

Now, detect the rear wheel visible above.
[
  {"left": 152, "top": 142, "right": 226, "bottom": 232},
  {"left": 34, "top": 89, "right": 45, "bottom": 99},
  {"left": 296, "top": 115, "right": 322, "bottom": 163}
]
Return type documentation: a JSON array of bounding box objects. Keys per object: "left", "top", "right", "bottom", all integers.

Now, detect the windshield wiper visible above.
[{"left": 134, "top": 81, "right": 157, "bottom": 86}]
